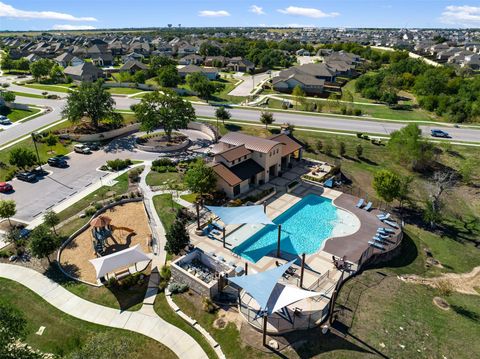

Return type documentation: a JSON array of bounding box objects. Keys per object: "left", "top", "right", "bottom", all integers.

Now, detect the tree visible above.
[
  {"left": 8, "top": 147, "right": 37, "bottom": 170},
  {"left": 187, "top": 72, "right": 215, "bottom": 100},
  {"left": 426, "top": 170, "right": 458, "bottom": 228},
  {"left": 423, "top": 199, "right": 442, "bottom": 229},
  {"left": 49, "top": 64, "right": 64, "bottom": 82},
  {"left": 215, "top": 106, "right": 231, "bottom": 124},
  {"left": 0, "top": 304, "right": 42, "bottom": 359},
  {"left": 339, "top": 142, "right": 346, "bottom": 157},
  {"left": 45, "top": 133, "right": 58, "bottom": 153},
  {"left": 150, "top": 55, "right": 176, "bottom": 74},
  {"left": 43, "top": 210, "right": 60, "bottom": 235},
  {"left": 0, "top": 200, "right": 16, "bottom": 227},
  {"left": 29, "top": 58, "right": 54, "bottom": 81},
  {"left": 397, "top": 175, "right": 413, "bottom": 211},
  {"left": 356, "top": 144, "right": 363, "bottom": 158},
  {"left": 165, "top": 217, "right": 189, "bottom": 255},
  {"left": 156, "top": 64, "right": 181, "bottom": 88},
  {"left": 199, "top": 42, "right": 222, "bottom": 56},
  {"left": 68, "top": 332, "right": 133, "bottom": 359},
  {"left": 387, "top": 123, "right": 434, "bottom": 171},
  {"left": 29, "top": 224, "right": 60, "bottom": 263},
  {"left": 0, "top": 90, "right": 15, "bottom": 102},
  {"left": 315, "top": 140, "right": 323, "bottom": 153},
  {"left": 373, "top": 169, "right": 401, "bottom": 203},
  {"left": 133, "top": 90, "right": 196, "bottom": 140},
  {"left": 62, "top": 80, "right": 121, "bottom": 128},
  {"left": 259, "top": 111, "right": 274, "bottom": 130},
  {"left": 292, "top": 85, "right": 306, "bottom": 109},
  {"left": 183, "top": 158, "right": 217, "bottom": 199}
]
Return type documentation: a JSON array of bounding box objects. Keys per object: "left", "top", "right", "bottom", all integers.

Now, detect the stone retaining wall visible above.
[
  {"left": 65, "top": 123, "right": 141, "bottom": 142},
  {"left": 137, "top": 138, "right": 190, "bottom": 153}
]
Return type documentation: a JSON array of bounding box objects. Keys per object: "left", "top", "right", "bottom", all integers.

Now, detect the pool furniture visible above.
[
  {"left": 228, "top": 261, "right": 236, "bottom": 267},
  {"left": 323, "top": 178, "right": 334, "bottom": 188},
  {"left": 356, "top": 198, "right": 365, "bottom": 208},
  {"left": 377, "top": 213, "right": 391, "bottom": 221},
  {"left": 211, "top": 221, "right": 224, "bottom": 231},
  {"left": 384, "top": 220, "right": 399, "bottom": 228},
  {"left": 211, "top": 229, "right": 221, "bottom": 236},
  {"left": 363, "top": 202, "right": 373, "bottom": 211},
  {"left": 378, "top": 227, "right": 395, "bottom": 234},
  {"left": 372, "top": 236, "right": 386, "bottom": 243},
  {"left": 368, "top": 240, "right": 384, "bottom": 250}
]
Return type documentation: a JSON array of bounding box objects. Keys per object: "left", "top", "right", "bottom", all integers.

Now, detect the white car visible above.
[
  {"left": 73, "top": 144, "right": 91, "bottom": 154},
  {"left": 0, "top": 117, "right": 12, "bottom": 125}
]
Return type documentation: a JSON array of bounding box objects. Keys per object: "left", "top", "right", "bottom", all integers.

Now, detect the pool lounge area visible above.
[{"left": 189, "top": 177, "right": 403, "bottom": 334}]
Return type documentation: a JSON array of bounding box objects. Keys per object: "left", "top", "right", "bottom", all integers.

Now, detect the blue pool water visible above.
[{"left": 233, "top": 194, "right": 339, "bottom": 262}]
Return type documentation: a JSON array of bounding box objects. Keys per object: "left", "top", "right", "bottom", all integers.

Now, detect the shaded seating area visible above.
[{"left": 89, "top": 244, "right": 151, "bottom": 283}]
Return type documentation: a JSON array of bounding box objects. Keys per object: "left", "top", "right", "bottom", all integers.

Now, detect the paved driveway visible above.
[{"left": 228, "top": 72, "right": 273, "bottom": 96}]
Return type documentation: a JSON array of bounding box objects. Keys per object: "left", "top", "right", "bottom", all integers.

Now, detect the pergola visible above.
[
  {"left": 229, "top": 260, "right": 321, "bottom": 345},
  {"left": 89, "top": 244, "right": 151, "bottom": 280}
]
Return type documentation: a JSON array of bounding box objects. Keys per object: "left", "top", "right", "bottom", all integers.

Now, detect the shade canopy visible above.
[
  {"left": 206, "top": 205, "right": 274, "bottom": 225},
  {"left": 229, "top": 260, "right": 295, "bottom": 313},
  {"left": 267, "top": 283, "right": 321, "bottom": 314},
  {"left": 90, "top": 215, "right": 112, "bottom": 228},
  {"left": 89, "top": 244, "right": 151, "bottom": 279}
]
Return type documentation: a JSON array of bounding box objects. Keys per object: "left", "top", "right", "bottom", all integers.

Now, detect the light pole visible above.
[{"left": 31, "top": 132, "right": 43, "bottom": 171}]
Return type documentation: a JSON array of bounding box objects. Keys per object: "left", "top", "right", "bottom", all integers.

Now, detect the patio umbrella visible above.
[{"left": 90, "top": 215, "right": 112, "bottom": 228}]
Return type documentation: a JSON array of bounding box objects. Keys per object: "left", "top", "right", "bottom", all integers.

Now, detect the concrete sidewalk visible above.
[{"left": 0, "top": 263, "right": 208, "bottom": 359}]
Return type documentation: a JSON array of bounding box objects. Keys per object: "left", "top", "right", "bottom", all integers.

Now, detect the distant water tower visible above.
[
  {"left": 167, "top": 24, "right": 172, "bottom": 28},
  {"left": 178, "top": 24, "right": 181, "bottom": 28}
]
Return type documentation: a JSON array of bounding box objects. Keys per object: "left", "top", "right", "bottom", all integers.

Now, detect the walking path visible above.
[{"left": 0, "top": 263, "right": 209, "bottom": 359}]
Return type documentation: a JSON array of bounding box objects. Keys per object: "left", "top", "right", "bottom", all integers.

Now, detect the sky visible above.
[{"left": 0, "top": 1, "right": 479, "bottom": 31}]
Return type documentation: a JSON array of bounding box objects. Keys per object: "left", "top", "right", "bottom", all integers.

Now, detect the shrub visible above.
[
  {"left": 85, "top": 206, "right": 96, "bottom": 216},
  {"left": 5, "top": 168, "right": 17, "bottom": 181},
  {"left": 353, "top": 108, "right": 362, "bottom": 116},
  {"left": 202, "top": 297, "right": 217, "bottom": 313},
  {"left": 152, "top": 158, "right": 173, "bottom": 167},
  {"left": 114, "top": 195, "right": 123, "bottom": 202},
  {"left": 106, "top": 158, "right": 132, "bottom": 171},
  {"left": 356, "top": 132, "right": 363, "bottom": 138},
  {"left": 168, "top": 282, "right": 188, "bottom": 294},
  {"left": 106, "top": 277, "right": 118, "bottom": 288},
  {"left": 324, "top": 143, "right": 333, "bottom": 156},
  {"left": 436, "top": 280, "right": 454, "bottom": 297},
  {"left": 94, "top": 202, "right": 103, "bottom": 210},
  {"left": 160, "top": 265, "right": 171, "bottom": 281}
]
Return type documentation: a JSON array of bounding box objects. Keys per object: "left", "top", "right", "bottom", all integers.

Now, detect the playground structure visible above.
[
  {"left": 59, "top": 202, "right": 152, "bottom": 284},
  {"left": 90, "top": 215, "right": 136, "bottom": 256}
]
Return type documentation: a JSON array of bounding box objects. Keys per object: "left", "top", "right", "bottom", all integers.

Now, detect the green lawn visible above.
[
  {"left": 0, "top": 278, "right": 176, "bottom": 358},
  {"left": 180, "top": 193, "right": 198, "bottom": 203},
  {"left": 146, "top": 170, "right": 185, "bottom": 188},
  {"left": 152, "top": 193, "right": 182, "bottom": 230},
  {"left": 23, "top": 83, "right": 73, "bottom": 93},
  {"left": 1, "top": 107, "right": 41, "bottom": 122},
  {"left": 154, "top": 293, "right": 218, "bottom": 359},
  {"left": 13, "top": 91, "right": 46, "bottom": 99}
]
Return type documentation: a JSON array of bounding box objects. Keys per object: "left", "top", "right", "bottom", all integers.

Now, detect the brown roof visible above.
[
  {"left": 216, "top": 145, "right": 251, "bottom": 162},
  {"left": 219, "top": 132, "right": 279, "bottom": 154},
  {"left": 269, "top": 134, "right": 303, "bottom": 156},
  {"left": 212, "top": 163, "right": 242, "bottom": 186}
]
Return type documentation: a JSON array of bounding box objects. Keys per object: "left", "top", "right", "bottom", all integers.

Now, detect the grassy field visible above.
[
  {"left": 146, "top": 170, "right": 185, "bottom": 188},
  {"left": 152, "top": 193, "right": 182, "bottom": 230},
  {"left": 107, "top": 87, "right": 145, "bottom": 95},
  {"left": 23, "top": 83, "right": 74, "bottom": 93},
  {"left": 12, "top": 91, "right": 46, "bottom": 99},
  {"left": 180, "top": 193, "right": 198, "bottom": 203},
  {"left": 1, "top": 107, "right": 41, "bottom": 122},
  {"left": 154, "top": 293, "right": 218, "bottom": 359},
  {"left": 0, "top": 278, "right": 176, "bottom": 358}
]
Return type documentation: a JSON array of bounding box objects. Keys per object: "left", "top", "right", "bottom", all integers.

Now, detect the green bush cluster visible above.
[
  {"left": 106, "top": 158, "right": 132, "bottom": 171},
  {"left": 168, "top": 282, "right": 188, "bottom": 294}
]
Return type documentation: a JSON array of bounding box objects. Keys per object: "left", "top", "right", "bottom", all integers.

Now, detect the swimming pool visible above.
[{"left": 232, "top": 194, "right": 359, "bottom": 262}]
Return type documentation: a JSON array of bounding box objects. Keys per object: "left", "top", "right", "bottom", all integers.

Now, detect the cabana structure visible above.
[
  {"left": 205, "top": 205, "right": 274, "bottom": 247},
  {"left": 229, "top": 260, "right": 322, "bottom": 342},
  {"left": 89, "top": 244, "right": 151, "bottom": 282}
]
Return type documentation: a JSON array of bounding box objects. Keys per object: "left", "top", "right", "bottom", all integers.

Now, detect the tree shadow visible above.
[
  {"left": 105, "top": 274, "right": 150, "bottom": 311},
  {"left": 225, "top": 123, "right": 241, "bottom": 132},
  {"left": 44, "top": 262, "right": 79, "bottom": 285},
  {"left": 451, "top": 305, "right": 480, "bottom": 323},
  {"left": 358, "top": 157, "right": 378, "bottom": 166}
]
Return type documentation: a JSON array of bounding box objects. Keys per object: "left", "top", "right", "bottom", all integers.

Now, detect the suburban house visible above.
[
  {"left": 54, "top": 52, "right": 74, "bottom": 67},
  {"left": 64, "top": 62, "right": 104, "bottom": 82},
  {"left": 178, "top": 54, "right": 204, "bottom": 66},
  {"left": 226, "top": 57, "right": 255, "bottom": 72},
  {"left": 210, "top": 132, "right": 303, "bottom": 198},
  {"left": 119, "top": 59, "right": 148, "bottom": 74},
  {"left": 178, "top": 65, "right": 219, "bottom": 80},
  {"left": 204, "top": 56, "right": 228, "bottom": 67},
  {"left": 91, "top": 52, "right": 114, "bottom": 67},
  {"left": 24, "top": 53, "right": 41, "bottom": 62}
]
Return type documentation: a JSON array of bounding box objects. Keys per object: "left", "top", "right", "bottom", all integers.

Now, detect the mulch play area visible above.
[{"left": 60, "top": 202, "right": 152, "bottom": 284}]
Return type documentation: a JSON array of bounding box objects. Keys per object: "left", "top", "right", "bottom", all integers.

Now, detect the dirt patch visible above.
[
  {"left": 433, "top": 296, "right": 450, "bottom": 310},
  {"left": 400, "top": 265, "right": 480, "bottom": 296},
  {"left": 215, "top": 307, "right": 243, "bottom": 331},
  {"left": 59, "top": 202, "right": 152, "bottom": 284}
]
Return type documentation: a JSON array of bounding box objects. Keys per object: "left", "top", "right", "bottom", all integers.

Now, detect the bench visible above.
[{"left": 114, "top": 268, "right": 131, "bottom": 280}]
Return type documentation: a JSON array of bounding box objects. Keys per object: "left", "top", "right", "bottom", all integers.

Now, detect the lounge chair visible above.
[
  {"left": 363, "top": 202, "right": 373, "bottom": 211},
  {"left": 356, "top": 198, "right": 365, "bottom": 208},
  {"left": 376, "top": 233, "right": 390, "bottom": 240},
  {"left": 211, "top": 229, "right": 221, "bottom": 236},
  {"left": 384, "top": 220, "right": 399, "bottom": 228},
  {"left": 378, "top": 227, "right": 395, "bottom": 234},
  {"left": 372, "top": 236, "right": 386, "bottom": 243},
  {"left": 368, "top": 240, "right": 384, "bottom": 250},
  {"left": 211, "top": 221, "right": 224, "bottom": 231},
  {"left": 377, "top": 213, "right": 391, "bottom": 221},
  {"left": 207, "top": 233, "right": 216, "bottom": 240}
]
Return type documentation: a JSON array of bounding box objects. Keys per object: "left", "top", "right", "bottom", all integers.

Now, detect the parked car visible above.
[
  {"left": 16, "top": 172, "right": 36, "bottom": 182},
  {"left": 86, "top": 142, "right": 101, "bottom": 151},
  {"left": 0, "top": 182, "right": 13, "bottom": 192},
  {"left": 48, "top": 157, "right": 68, "bottom": 168},
  {"left": 0, "top": 117, "right": 12, "bottom": 125},
  {"left": 74, "top": 144, "right": 91, "bottom": 154},
  {"left": 31, "top": 167, "right": 48, "bottom": 177},
  {"left": 431, "top": 129, "right": 450, "bottom": 138}
]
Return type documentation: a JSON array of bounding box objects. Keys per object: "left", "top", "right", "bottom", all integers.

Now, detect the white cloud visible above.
[
  {"left": 250, "top": 5, "right": 265, "bottom": 15},
  {"left": 52, "top": 24, "right": 96, "bottom": 30},
  {"left": 440, "top": 5, "right": 480, "bottom": 25},
  {"left": 198, "top": 10, "right": 230, "bottom": 17},
  {"left": 0, "top": 1, "right": 97, "bottom": 21},
  {"left": 278, "top": 6, "right": 339, "bottom": 19}
]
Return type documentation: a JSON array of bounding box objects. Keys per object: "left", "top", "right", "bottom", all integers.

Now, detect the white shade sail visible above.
[
  {"left": 89, "top": 244, "right": 151, "bottom": 279},
  {"left": 267, "top": 283, "right": 321, "bottom": 315}
]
